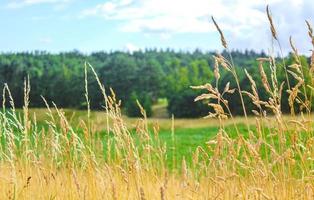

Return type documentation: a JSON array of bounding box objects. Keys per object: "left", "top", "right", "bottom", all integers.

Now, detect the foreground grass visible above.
[
  {"left": 0, "top": 162, "right": 312, "bottom": 199},
  {"left": 1, "top": 106, "right": 312, "bottom": 199},
  {"left": 1, "top": 80, "right": 313, "bottom": 199}
]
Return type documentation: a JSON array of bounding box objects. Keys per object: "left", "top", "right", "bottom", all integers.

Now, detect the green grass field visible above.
[
  {"left": 17, "top": 107, "right": 310, "bottom": 170},
  {"left": 13, "top": 108, "right": 228, "bottom": 165},
  {"left": 14, "top": 108, "right": 257, "bottom": 168}
]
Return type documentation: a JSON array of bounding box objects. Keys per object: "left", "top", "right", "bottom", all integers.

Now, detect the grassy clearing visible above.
[
  {"left": 13, "top": 108, "right": 274, "bottom": 168},
  {"left": 15, "top": 108, "right": 230, "bottom": 166},
  {"left": 22, "top": 107, "right": 310, "bottom": 130}
]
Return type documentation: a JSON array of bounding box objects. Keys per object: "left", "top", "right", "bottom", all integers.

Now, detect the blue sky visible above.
[{"left": 0, "top": 0, "right": 313, "bottom": 54}]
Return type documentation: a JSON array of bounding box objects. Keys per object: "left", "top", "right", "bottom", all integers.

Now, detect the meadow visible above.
[
  {"left": 0, "top": 6, "right": 314, "bottom": 200},
  {"left": 15, "top": 107, "right": 250, "bottom": 167}
]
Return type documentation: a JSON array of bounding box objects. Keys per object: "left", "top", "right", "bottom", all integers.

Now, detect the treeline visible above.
[{"left": 0, "top": 49, "right": 311, "bottom": 117}]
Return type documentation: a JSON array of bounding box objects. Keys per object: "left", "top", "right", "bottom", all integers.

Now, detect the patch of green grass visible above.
[
  {"left": 157, "top": 124, "right": 248, "bottom": 167},
  {"left": 159, "top": 127, "right": 217, "bottom": 166},
  {"left": 14, "top": 109, "right": 297, "bottom": 169}
]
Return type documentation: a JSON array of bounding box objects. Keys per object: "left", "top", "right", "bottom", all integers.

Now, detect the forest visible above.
[{"left": 0, "top": 49, "right": 311, "bottom": 117}]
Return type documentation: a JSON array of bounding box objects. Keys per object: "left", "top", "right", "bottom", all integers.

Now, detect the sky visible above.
[{"left": 0, "top": 0, "right": 313, "bottom": 54}]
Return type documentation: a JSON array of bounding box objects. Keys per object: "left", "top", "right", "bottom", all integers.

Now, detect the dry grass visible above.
[
  {"left": 0, "top": 163, "right": 313, "bottom": 200},
  {"left": 21, "top": 107, "right": 314, "bottom": 130},
  {"left": 0, "top": 6, "right": 314, "bottom": 200}
]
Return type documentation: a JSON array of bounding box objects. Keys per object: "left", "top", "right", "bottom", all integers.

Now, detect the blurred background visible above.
[{"left": 0, "top": 0, "right": 313, "bottom": 118}]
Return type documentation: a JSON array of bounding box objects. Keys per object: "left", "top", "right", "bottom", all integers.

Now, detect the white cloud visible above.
[
  {"left": 81, "top": 0, "right": 314, "bottom": 53},
  {"left": 7, "top": 0, "right": 71, "bottom": 9},
  {"left": 81, "top": 0, "right": 267, "bottom": 33}
]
